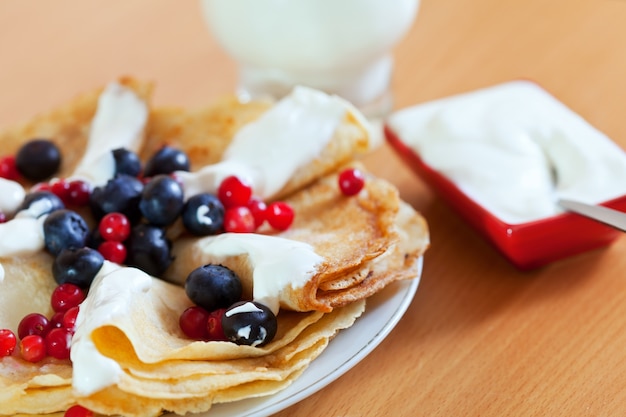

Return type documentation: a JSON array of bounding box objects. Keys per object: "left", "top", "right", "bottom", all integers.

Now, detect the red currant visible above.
[
  {"left": 206, "top": 308, "right": 228, "bottom": 341},
  {"left": 266, "top": 202, "right": 295, "bottom": 231},
  {"left": 0, "top": 156, "right": 20, "bottom": 180},
  {"left": 49, "top": 311, "right": 66, "bottom": 331},
  {"left": 0, "top": 329, "right": 17, "bottom": 357},
  {"left": 51, "top": 179, "right": 72, "bottom": 204},
  {"left": 51, "top": 283, "right": 86, "bottom": 313},
  {"left": 20, "top": 334, "right": 46, "bottom": 362},
  {"left": 0, "top": 212, "right": 6, "bottom": 224},
  {"left": 218, "top": 176, "right": 253, "bottom": 208},
  {"left": 67, "top": 180, "right": 91, "bottom": 206},
  {"left": 247, "top": 197, "right": 268, "bottom": 228},
  {"left": 179, "top": 306, "right": 210, "bottom": 340},
  {"left": 98, "top": 212, "right": 131, "bottom": 242},
  {"left": 64, "top": 405, "right": 94, "bottom": 417},
  {"left": 62, "top": 306, "right": 80, "bottom": 332},
  {"left": 18, "top": 313, "right": 50, "bottom": 339},
  {"left": 98, "top": 240, "right": 127, "bottom": 264},
  {"left": 45, "top": 327, "right": 73, "bottom": 360},
  {"left": 223, "top": 206, "right": 256, "bottom": 233},
  {"left": 338, "top": 168, "right": 365, "bottom": 196},
  {"left": 31, "top": 181, "right": 52, "bottom": 192}
]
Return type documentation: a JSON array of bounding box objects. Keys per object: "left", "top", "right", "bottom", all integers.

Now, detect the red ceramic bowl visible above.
[{"left": 385, "top": 124, "right": 626, "bottom": 270}]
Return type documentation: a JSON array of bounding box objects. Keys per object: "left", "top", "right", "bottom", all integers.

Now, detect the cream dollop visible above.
[
  {"left": 70, "top": 81, "right": 148, "bottom": 186},
  {"left": 71, "top": 262, "right": 150, "bottom": 396},
  {"left": 388, "top": 80, "right": 626, "bottom": 224},
  {"left": 191, "top": 233, "right": 323, "bottom": 314},
  {"left": 0, "top": 217, "right": 46, "bottom": 257},
  {"left": 176, "top": 86, "right": 354, "bottom": 200},
  {"left": 0, "top": 178, "right": 26, "bottom": 215}
]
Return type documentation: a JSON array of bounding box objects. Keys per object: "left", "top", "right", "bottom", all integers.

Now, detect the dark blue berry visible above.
[
  {"left": 89, "top": 174, "right": 143, "bottom": 222},
  {"left": 182, "top": 193, "right": 225, "bottom": 235},
  {"left": 52, "top": 247, "right": 104, "bottom": 288},
  {"left": 143, "top": 146, "right": 190, "bottom": 177},
  {"left": 185, "top": 264, "right": 242, "bottom": 312},
  {"left": 15, "top": 139, "right": 62, "bottom": 181},
  {"left": 125, "top": 224, "right": 172, "bottom": 277},
  {"left": 17, "top": 191, "right": 64, "bottom": 218},
  {"left": 112, "top": 148, "right": 142, "bottom": 177},
  {"left": 43, "top": 209, "right": 89, "bottom": 256},
  {"left": 221, "top": 301, "right": 277, "bottom": 347},
  {"left": 139, "top": 175, "right": 184, "bottom": 226}
]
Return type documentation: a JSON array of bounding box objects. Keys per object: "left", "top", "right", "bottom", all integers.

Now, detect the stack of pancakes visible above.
[{"left": 0, "top": 78, "right": 428, "bottom": 416}]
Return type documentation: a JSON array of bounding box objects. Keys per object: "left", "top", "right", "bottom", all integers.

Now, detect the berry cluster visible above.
[
  {"left": 179, "top": 264, "right": 278, "bottom": 347},
  {"left": 0, "top": 283, "right": 84, "bottom": 362}
]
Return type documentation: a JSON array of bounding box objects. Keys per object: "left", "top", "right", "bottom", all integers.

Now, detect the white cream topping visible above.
[
  {"left": 193, "top": 233, "right": 323, "bottom": 314},
  {"left": 176, "top": 86, "right": 350, "bottom": 200},
  {"left": 0, "top": 217, "right": 46, "bottom": 256},
  {"left": 0, "top": 178, "right": 25, "bottom": 215},
  {"left": 388, "top": 80, "right": 626, "bottom": 224},
  {"left": 70, "top": 81, "right": 148, "bottom": 186},
  {"left": 71, "top": 262, "right": 151, "bottom": 396}
]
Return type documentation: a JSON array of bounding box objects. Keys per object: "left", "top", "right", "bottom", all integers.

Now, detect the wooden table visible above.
[{"left": 2, "top": 0, "right": 626, "bottom": 415}]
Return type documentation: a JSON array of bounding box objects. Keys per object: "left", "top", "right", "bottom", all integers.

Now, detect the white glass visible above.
[{"left": 200, "top": 0, "right": 419, "bottom": 117}]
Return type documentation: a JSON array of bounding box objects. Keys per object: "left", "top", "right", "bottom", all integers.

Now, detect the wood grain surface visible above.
[{"left": 2, "top": 0, "right": 626, "bottom": 416}]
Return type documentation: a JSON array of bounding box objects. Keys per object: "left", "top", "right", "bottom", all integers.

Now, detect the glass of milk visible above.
[{"left": 200, "top": 0, "right": 419, "bottom": 117}]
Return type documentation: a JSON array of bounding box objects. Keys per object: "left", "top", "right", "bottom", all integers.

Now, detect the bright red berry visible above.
[
  {"left": 206, "top": 308, "right": 228, "bottom": 341},
  {"left": 179, "top": 306, "right": 210, "bottom": 340},
  {"left": 62, "top": 306, "right": 80, "bottom": 332},
  {"left": 338, "top": 168, "right": 365, "bottom": 196},
  {"left": 218, "top": 176, "right": 253, "bottom": 208},
  {"left": 49, "top": 311, "right": 66, "bottom": 332},
  {"left": 0, "top": 212, "right": 6, "bottom": 224},
  {"left": 247, "top": 197, "right": 268, "bottom": 228},
  {"left": 266, "top": 202, "right": 295, "bottom": 231},
  {"left": 0, "top": 156, "right": 20, "bottom": 180},
  {"left": 50, "top": 179, "right": 72, "bottom": 204},
  {"left": 98, "top": 212, "right": 131, "bottom": 242},
  {"left": 0, "top": 329, "right": 17, "bottom": 357},
  {"left": 64, "top": 405, "right": 94, "bottom": 417},
  {"left": 18, "top": 313, "right": 50, "bottom": 339},
  {"left": 31, "top": 181, "right": 52, "bottom": 192},
  {"left": 51, "top": 283, "right": 86, "bottom": 313},
  {"left": 98, "top": 240, "right": 127, "bottom": 264},
  {"left": 45, "top": 327, "right": 73, "bottom": 360},
  {"left": 20, "top": 334, "right": 46, "bottom": 362},
  {"left": 223, "top": 206, "right": 256, "bottom": 233},
  {"left": 66, "top": 180, "right": 91, "bottom": 206}
]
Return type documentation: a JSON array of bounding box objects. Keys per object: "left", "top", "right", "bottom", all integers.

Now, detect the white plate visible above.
[{"left": 198, "top": 257, "right": 423, "bottom": 417}]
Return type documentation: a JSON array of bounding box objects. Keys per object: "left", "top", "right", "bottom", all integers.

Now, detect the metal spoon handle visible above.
[{"left": 558, "top": 199, "right": 626, "bottom": 232}]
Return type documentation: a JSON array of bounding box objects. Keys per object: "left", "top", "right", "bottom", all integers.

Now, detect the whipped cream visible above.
[
  {"left": 71, "top": 261, "right": 148, "bottom": 396},
  {"left": 388, "top": 81, "right": 626, "bottom": 224},
  {"left": 70, "top": 81, "right": 148, "bottom": 186},
  {"left": 177, "top": 86, "right": 358, "bottom": 200},
  {"left": 191, "top": 233, "right": 323, "bottom": 314},
  {"left": 0, "top": 216, "right": 46, "bottom": 257},
  {"left": 0, "top": 178, "right": 25, "bottom": 215}
]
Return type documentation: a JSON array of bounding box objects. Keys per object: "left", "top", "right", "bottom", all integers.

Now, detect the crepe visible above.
[
  {"left": 0, "top": 77, "right": 427, "bottom": 417},
  {"left": 166, "top": 164, "right": 429, "bottom": 313}
]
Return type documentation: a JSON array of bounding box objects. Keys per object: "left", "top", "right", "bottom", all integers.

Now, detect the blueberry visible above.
[
  {"left": 15, "top": 139, "right": 62, "bottom": 181},
  {"left": 43, "top": 209, "right": 89, "bottom": 256},
  {"left": 89, "top": 174, "right": 143, "bottom": 222},
  {"left": 52, "top": 247, "right": 104, "bottom": 288},
  {"left": 125, "top": 224, "right": 173, "bottom": 277},
  {"left": 143, "top": 146, "right": 190, "bottom": 177},
  {"left": 16, "top": 191, "right": 64, "bottom": 218},
  {"left": 182, "top": 193, "right": 225, "bottom": 235},
  {"left": 112, "top": 148, "right": 142, "bottom": 177},
  {"left": 221, "top": 301, "right": 277, "bottom": 347},
  {"left": 185, "top": 264, "right": 242, "bottom": 312},
  {"left": 139, "top": 175, "right": 184, "bottom": 226}
]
